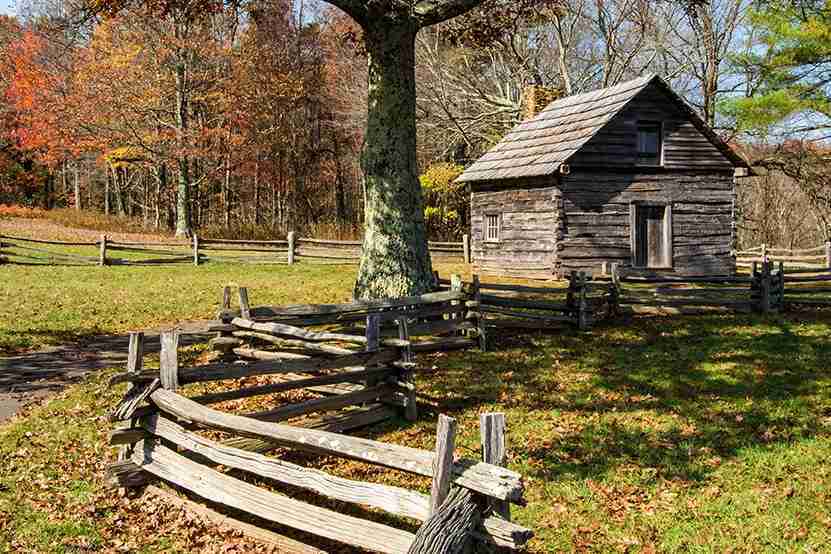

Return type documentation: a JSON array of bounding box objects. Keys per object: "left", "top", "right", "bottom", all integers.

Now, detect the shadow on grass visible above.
[
  {"left": 0, "top": 327, "right": 212, "bottom": 394},
  {"left": 419, "top": 311, "right": 831, "bottom": 485}
]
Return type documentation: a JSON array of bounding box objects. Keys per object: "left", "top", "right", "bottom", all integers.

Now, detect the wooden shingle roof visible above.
[{"left": 456, "top": 74, "right": 748, "bottom": 183}]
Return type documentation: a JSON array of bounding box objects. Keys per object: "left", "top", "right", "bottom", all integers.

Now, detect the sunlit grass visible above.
[{"left": 0, "top": 259, "right": 830, "bottom": 552}]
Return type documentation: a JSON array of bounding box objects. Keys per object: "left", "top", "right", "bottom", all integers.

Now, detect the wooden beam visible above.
[
  {"left": 480, "top": 413, "right": 510, "bottom": 520},
  {"left": 131, "top": 441, "right": 416, "bottom": 554},
  {"left": 144, "top": 485, "right": 326, "bottom": 554},
  {"left": 429, "top": 415, "right": 457, "bottom": 515},
  {"left": 149, "top": 389, "right": 525, "bottom": 503},
  {"left": 142, "top": 415, "right": 431, "bottom": 521}
]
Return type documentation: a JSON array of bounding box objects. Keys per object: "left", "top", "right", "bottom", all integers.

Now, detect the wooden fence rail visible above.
[
  {"left": 0, "top": 233, "right": 471, "bottom": 267},
  {"left": 606, "top": 261, "right": 831, "bottom": 315},
  {"left": 107, "top": 288, "right": 531, "bottom": 553},
  {"left": 439, "top": 272, "right": 601, "bottom": 333},
  {"left": 736, "top": 241, "right": 831, "bottom": 270}
]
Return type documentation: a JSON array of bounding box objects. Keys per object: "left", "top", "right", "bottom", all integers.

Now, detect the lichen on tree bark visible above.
[{"left": 353, "top": 21, "right": 435, "bottom": 299}]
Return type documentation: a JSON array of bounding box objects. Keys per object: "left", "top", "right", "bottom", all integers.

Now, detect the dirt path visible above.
[{"left": 0, "top": 321, "right": 212, "bottom": 423}]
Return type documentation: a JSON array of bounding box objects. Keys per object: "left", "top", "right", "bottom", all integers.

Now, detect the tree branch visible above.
[
  {"left": 324, "top": 0, "right": 369, "bottom": 25},
  {"left": 414, "top": 0, "right": 486, "bottom": 27}
]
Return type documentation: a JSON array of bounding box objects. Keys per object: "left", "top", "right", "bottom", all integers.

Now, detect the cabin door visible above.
[{"left": 633, "top": 204, "right": 670, "bottom": 268}]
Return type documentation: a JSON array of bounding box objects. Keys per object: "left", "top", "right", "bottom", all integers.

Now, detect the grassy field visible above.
[{"left": 1, "top": 222, "right": 830, "bottom": 552}]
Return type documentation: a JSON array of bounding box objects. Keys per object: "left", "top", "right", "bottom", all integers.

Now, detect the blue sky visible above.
[{"left": 0, "top": 1, "right": 14, "bottom": 16}]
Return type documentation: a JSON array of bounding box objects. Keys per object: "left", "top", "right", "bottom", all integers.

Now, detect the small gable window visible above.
[
  {"left": 485, "top": 214, "right": 500, "bottom": 242},
  {"left": 637, "top": 121, "right": 662, "bottom": 165}
]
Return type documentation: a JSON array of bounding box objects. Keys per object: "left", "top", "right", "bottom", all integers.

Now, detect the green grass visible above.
[
  {"left": 0, "top": 263, "right": 360, "bottom": 354},
  {"left": 1, "top": 261, "right": 830, "bottom": 552}
]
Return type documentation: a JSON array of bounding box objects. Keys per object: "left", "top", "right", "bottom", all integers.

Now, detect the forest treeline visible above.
[{"left": 0, "top": 0, "right": 829, "bottom": 247}]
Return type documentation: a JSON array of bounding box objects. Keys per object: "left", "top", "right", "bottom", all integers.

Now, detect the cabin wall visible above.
[
  {"left": 557, "top": 170, "right": 736, "bottom": 276},
  {"left": 470, "top": 181, "right": 559, "bottom": 279},
  {"left": 568, "top": 81, "right": 735, "bottom": 170}
]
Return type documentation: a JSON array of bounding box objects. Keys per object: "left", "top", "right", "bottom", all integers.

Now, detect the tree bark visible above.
[
  {"left": 173, "top": 13, "right": 192, "bottom": 238},
  {"left": 73, "top": 160, "right": 81, "bottom": 211},
  {"left": 354, "top": 21, "right": 434, "bottom": 299},
  {"left": 104, "top": 169, "right": 110, "bottom": 215},
  {"left": 407, "top": 487, "right": 481, "bottom": 554},
  {"left": 224, "top": 152, "right": 232, "bottom": 228}
]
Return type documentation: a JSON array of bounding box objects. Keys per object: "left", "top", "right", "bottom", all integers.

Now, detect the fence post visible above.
[
  {"left": 462, "top": 234, "right": 471, "bottom": 264},
  {"left": 479, "top": 413, "right": 510, "bottom": 520},
  {"left": 238, "top": 287, "right": 251, "bottom": 320},
  {"left": 778, "top": 261, "right": 785, "bottom": 311},
  {"left": 193, "top": 234, "right": 200, "bottom": 266},
  {"left": 365, "top": 314, "right": 380, "bottom": 353},
  {"left": 760, "top": 261, "right": 772, "bottom": 314},
  {"left": 472, "top": 274, "right": 487, "bottom": 352},
  {"left": 826, "top": 241, "right": 831, "bottom": 269},
  {"left": 396, "top": 318, "right": 418, "bottom": 422},
  {"left": 287, "top": 231, "right": 296, "bottom": 265},
  {"left": 117, "top": 331, "right": 145, "bottom": 464},
  {"left": 578, "top": 271, "right": 590, "bottom": 330},
  {"left": 609, "top": 262, "right": 620, "bottom": 317},
  {"left": 429, "top": 414, "right": 457, "bottom": 516},
  {"left": 99, "top": 234, "right": 108, "bottom": 266},
  {"left": 222, "top": 286, "right": 232, "bottom": 313},
  {"left": 566, "top": 270, "right": 576, "bottom": 314},
  {"left": 159, "top": 331, "right": 179, "bottom": 392},
  {"left": 450, "top": 274, "right": 463, "bottom": 330}
]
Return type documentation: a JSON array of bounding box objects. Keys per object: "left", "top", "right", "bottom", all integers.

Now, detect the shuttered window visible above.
[{"left": 485, "top": 214, "right": 500, "bottom": 242}]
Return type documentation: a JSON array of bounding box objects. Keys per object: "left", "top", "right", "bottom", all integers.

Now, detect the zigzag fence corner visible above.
[
  {"left": 107, "top": 286, "right": 532, "bottom": 553},
  {"left": 0, "top": 233, "right": 471, "bottom": 268}
]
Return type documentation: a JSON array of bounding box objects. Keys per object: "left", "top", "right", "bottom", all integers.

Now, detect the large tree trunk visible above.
[{"left": 354, "top": 22, "right": 434, "bottom": 300}]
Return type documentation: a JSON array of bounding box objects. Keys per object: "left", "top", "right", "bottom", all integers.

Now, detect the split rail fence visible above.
[
  {"left": 108, "top": 286, "right": 531, "bottom": 553},
  {"left": 603, "top": 261, "right": 831, "bottom": 315},
  {"left": 439, "top": 272, "right": 601, "bottom": 337},
  {"left": 0, "top": 233, "right": 471, "bottom": 267},
  {"left": 736, "top": 241, "right": 831, "bottom": 270}
]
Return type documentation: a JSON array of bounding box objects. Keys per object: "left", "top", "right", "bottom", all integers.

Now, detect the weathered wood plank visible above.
[
  {"left": 188, "top": 368, "right": 393, "bottom": 405},
  {"left": 480, "top": 413, "right": 510, "bottom": 520},
  {"left": 149, "top": 390, "right": 525, "bottom": 503},
  {"left": 429, "top": 415, "right": 457, "bottom": 516},
  {"left": 142, "top": 415, "right": 431, "bottom": 521},
  {"left": 131, "top": 441, "right": 416, "bottom": 554},
  {"left": 244, "top": 385, "right": 392, "bottom": 422},
  {"left": 143, "top": 485, "right": 326, "bottom": 554},
  {"left": 111, "top": 348, "right": 400, "bottom": 385}
]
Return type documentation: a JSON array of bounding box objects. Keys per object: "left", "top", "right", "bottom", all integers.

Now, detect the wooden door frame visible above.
[{"left": 629, "top": 201, "right": 674, "bottom": 269}]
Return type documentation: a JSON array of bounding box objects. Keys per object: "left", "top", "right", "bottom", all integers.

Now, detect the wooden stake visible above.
[
  {"left": 118, "top": 331, "right": 145, "bottom": 464},
  {"left": 239, "top": 287, "right": 251, "bottom": 320},
  {"left": 760, "top": 261, "right": 772, "bottom": 314},
  {"left": 826, "top": 241, "right": 831, "bottom": 269},
  {"left": 365, "top": 314, "right": 380, "bottom": 353},
  {"left": 480, "top": 413, "right": 510, "bottom": 520},
  {"left": 578, "top": 271, "right": 590, "bottom": 330},
  {"left": 472, "top": 274, "right": 487, "bottom": 352},
  {"left": 287, "top": 231, "right": 296, "bottom": 265},
  {"left": 462, "top": 234, "right": 471, "bottom": 264},
  {"left": 193, "top": 234, "right": 200, "bottom": 266},
  {"left": 397, "top": 318, "right": 417, "bottom": 422},
  {"left": 159, "top": 331, "right": 179, "bottom": 391},
  {"left": 99, "top": 234, "right": 107, "bottom": 266},
  {"left": 222, "top": 286, "right": 232, "bottom": 311},
  {"left": 429, "top": 415, "right": 457, "bottom": 516}
]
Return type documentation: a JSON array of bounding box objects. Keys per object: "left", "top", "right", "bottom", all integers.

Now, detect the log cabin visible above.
[{"left": 456, "top": 74, "right": 752, "bottom": 279}]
